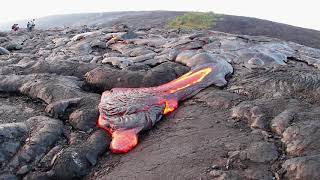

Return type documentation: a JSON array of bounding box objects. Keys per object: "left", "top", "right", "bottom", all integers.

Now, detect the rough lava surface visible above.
[
  {"left": 0, "top": 25, "right": 320, "bottom": 179},
  {"left": 98, "top": 61, "right": 233, "bottom": 153}
]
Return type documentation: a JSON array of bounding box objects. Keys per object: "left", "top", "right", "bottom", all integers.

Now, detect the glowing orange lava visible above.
[
  {"left": 164, "top": 67, "right": 212, "bottom": 93},
  {"left": 110, "top": 129, "right": 138, "bottom": 153},
  {"left": 163, "top": 99, "right": 178, "bottom": 114},
  {"left": 98, "top": 66, "right": 215, "bottom": 154}
]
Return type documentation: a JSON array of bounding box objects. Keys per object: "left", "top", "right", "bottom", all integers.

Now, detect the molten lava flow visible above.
[
  {"left": 110, "top": 129, "right": 138, "bottom": 153},
  {"left": 97, "top": 115, "right": 113, "bottom": 134},
  {"left": 162, "top": 67, "right": 212, "bottom": 94},
  {"left": 98, "top": 115, "right": 139, "bottom": 153},
  {"left": 97, "top": 63, "right": 229, "bottom": 154},
  {"left": 163, "top": 99, "right": 178, "bottom": 115}
]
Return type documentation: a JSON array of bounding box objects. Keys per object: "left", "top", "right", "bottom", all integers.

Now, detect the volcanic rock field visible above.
[{"left": 0, "top": 24, "right": 320, "bottom": 179}]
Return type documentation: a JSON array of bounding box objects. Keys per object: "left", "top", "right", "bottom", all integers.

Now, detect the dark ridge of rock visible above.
[
  {"left": 84, "top": 66, "right": 145, "bottom": 92},
  {"left": 0, "top": 173, "right": 18, "bottom": 180},
  {"left": 0, "top": 116, "right": 63, "bottom": 175},
  {"left": 0, "top": 47, "right": 10, "bottom": 55},
  {"left": 85, "top": 62, "right": 189, "bottom": 92},
  {"left": 0, "top": 74, "right": 100, "bottom": 130},
  {"left": 232, "top": 67, "right": 320, "bottom": 102},
  {"left": 5, "top": 43, "right": 23, "bottom": 51},
  {"left": 141, "top": 62, "right": 189, "bottom": 86},
  {"left": 230, "top": 96, "right": 320, "bottom": 179},
  {"left": 8, "top": 116, "right": 63, "bottom": 173},
  {"left": 282, "top": 155, "right": 320, "bottom": 180},
  {"left": 26, "top": 60, "right": 99, "bottom": 78},
  {"left": 0, "top": 122, "right": 28, "bottom": 166},
  {"left": 0, "top": 94, "right": 46, "bottom": 124},
  {"left": 50, "top": 130, "right": 110, "bottom": 179},
  {"left": 0, "top": 31, "right": 7, "bottom": 37},
  {"left": 0, "top": 60, "right": 99, "bottom": 79}
]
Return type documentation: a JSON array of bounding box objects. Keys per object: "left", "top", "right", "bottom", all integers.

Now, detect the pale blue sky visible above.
[{"left": 0, "top": 0, "right": 319, "bottom": 30}]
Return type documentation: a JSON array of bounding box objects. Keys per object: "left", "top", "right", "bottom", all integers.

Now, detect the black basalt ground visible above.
[{"left": 0, "top": 26, "right": 320, "bottom": 180}]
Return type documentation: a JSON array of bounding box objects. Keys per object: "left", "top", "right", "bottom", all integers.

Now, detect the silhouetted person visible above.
[
  {"left": 11, "top": 24, "right": 19, "bottom": 31},
  {"left": 27, "top": 22, "right": 32, "bottom": 32},
  {"left": 31, "top": 19, "right": 35, "bottom": 31},
  {"left": 81, "top": 25, "right": 89, "bottom": 33}
]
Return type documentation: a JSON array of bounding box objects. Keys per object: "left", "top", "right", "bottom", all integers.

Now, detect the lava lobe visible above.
[{"left": 98, "top": 62, "right": 233, "bottom": 153}]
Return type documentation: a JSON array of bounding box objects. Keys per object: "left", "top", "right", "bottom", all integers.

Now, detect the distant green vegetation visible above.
[{"left": 167, "top": 12, "right": 221, "bottom": 30}]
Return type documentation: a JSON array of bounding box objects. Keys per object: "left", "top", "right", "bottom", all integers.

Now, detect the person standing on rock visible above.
[
  {"left": 81, "top": 25, "right": 89, "bottom": 33},
  {"left": 11, "top": 24, "right": 19, "bottom": 32},
  {"left": 27, "top": 22, "right": 31, "bottom": 32},
  {"left": 31, "top": 19, "right": 36, "bottom": 31}
]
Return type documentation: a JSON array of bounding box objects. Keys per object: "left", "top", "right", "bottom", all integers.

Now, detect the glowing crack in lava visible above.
[{"left": 98, "top": 62, "right": 233, "bottom": 153}]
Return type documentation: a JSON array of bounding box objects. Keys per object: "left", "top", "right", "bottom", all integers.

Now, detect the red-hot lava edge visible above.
[{"left": 98, "top": 65, "right": 218, "bottom": 153}]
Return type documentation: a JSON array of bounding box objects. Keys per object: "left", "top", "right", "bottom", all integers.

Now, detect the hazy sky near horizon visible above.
[{"left": 0, "top": 0, "right": 319, "bottom": 30}]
